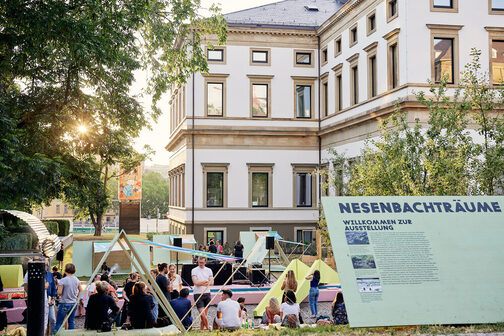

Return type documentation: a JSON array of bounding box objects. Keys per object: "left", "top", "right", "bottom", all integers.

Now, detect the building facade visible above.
[{"left": 166, "top": 0, "right": 504, "bottom": 244}]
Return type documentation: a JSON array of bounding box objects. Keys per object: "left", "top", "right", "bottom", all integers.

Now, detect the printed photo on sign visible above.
[
  {"left": 357, "top": 278, "right": 382, "bottom": 293},
  {"left": 345, "top": 231, "right": 370, "bottom": 245},
  {"left": 351, "top": 255, "right": 376, "bottom": 269}
]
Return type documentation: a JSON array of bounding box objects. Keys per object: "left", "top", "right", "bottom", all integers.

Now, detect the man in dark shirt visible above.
[
  {"left": 169, "top": 288, "right": 193, "bottom": 328},
  {"left": 85, "top": 281, "right": 120, "bottom": 330},
  {"left": 208, "top": 240, "right": 217, "bottom": 253},
  {"left": 52, "top": 266, "right": 62, "bottom": 280},
  {"left": 122, "top": 272, "right": 139, "bottom": 325},
  {"left": 155, "top": 263, "right": 170, "bottom": 318}
]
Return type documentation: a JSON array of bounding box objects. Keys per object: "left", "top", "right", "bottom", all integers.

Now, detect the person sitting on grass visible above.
[
  {"left": 331, "top": 292, "right": 348, "bottom": 325},
  {"left": 213, "top": 289, "right": 241, "bottom": 331},
  {"left": 128, "top": 282, "right": 155, "bottom": 329},
  {"left": 169, "top": 288, "right": 193, "bottom": 329},
  {"left": 237, "top": 297, "right": 247, "bottom": 320},
  {"left": 85, "top": 281, "right": 120, "bottom": 331},
  {"left": 262, "top": 297, "right": 281, "bottom": 324},
  {"left": 280, "top": 290, "right": 300, "bottom": 328}
]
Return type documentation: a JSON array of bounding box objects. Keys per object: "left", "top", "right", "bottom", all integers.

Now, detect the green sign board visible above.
[{"left": 321, "top": 196, "right": 504, "bottom": 327}]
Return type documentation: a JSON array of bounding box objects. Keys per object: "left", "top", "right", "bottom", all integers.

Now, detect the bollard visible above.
[{"left": 27, "top": 261, "right": 45, "bottom": 336}]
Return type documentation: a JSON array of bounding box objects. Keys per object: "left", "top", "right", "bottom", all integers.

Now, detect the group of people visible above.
[
  {"left": 196, "top": 240, "right": 244, "bottom": 260},
  {"left": 26, "top": 252, "right": 347, "bottom": 334}
]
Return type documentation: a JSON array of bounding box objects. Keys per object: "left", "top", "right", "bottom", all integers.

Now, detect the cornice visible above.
[
  {"left": 227, "top": 26, "right": 317, "bottom": 38},
  {"left": 317, "top": 0, "right": 366, "bottom": 36}
]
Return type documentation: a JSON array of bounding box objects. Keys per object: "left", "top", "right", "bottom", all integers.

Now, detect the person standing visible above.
[
  {"left": 55, "top": 263, "right": 82, "bottom": 331},
  {"left": 233, "top": 241, "right": 243, "bottom": 261},
  {"left": 216, "top": 241, "right": 223, "bottom": 254},
  {"left": 208, "top": 240, "right": 217, "bottom": 254},
  {"left": 168, "top": 264, "right": 182, "bottom": 299},
  {"left": 306, "top": 270, "right": 321, "bottom": 318},
  {"left": 191, "top": 256, "right": 214, "bottom": 330},
  {"left": 56, "top": 245, "right": 64, "bottom": 270},
  {"left": 213, "top": 289, "right": 241, "bottom": 331},
  {"left": 156, "top": 263, "right": 171, "bottom": 301}
]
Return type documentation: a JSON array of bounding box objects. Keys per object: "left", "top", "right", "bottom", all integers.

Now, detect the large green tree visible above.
[
  {"left": 141, "top": 171, "right": 169, "bottom": 218},
  {"left": 0, "top": 0, "right": 226, "bottom": 235}
]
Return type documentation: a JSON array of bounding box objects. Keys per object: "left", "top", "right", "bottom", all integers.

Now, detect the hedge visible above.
[
  {"left": 41, "top": 219, "right": 70, "bottom": 236},
  {"left": 43, "top": 221, "right": 59, "bottom": 235},
  {"left": 0, "top": 232, "right": 36, "bottom": 265}
]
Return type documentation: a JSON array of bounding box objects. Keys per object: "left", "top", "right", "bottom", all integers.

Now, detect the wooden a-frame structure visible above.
[{"left": 56, "top": 231, "right": 185, "bottom": 335}]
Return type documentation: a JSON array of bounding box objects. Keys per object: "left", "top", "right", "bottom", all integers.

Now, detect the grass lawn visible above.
[{"left": 185, "top": 324, "right": 504, "bottom": 336}]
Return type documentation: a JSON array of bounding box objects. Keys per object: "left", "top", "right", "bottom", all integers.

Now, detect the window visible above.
[
  {"left": 321, "top": 74, "right": 329, "bottom": 117},
  {"left": 367, "top": 11, "right": 376, "bottom": 36},
  {"left": 202, "top": 163, "right": 228, "bottom": 208},
  {"left": 56, "top": 204, "right": 60, "bottom": 214},
  {"left": 390, "top": 43, "right": 399, "bottom": 88},
  {"left": 333, "top": 64, "right": 343, "bottom": 113},
  {"left": 349, "top": 24, "right": 358, "bottom": 47},
  {"left": 248, "top": 75, "right": 273, "bottom": 118},
  {"left": 203, "top": 74, "right": 228, "bottom": 117},
  {"left": 252, "top": 173, "right": 268, "bottom": 207},
  {"left": 351, "top": 65, "right": 358, "bottom": 105},
  {"left": 292, "top": 76, "right": 315, "bottom": 118},
  {"left": 428, "top": 24, "right": 461, "bottom": 84},
  {"left": 206, "top": 46, "right": 226, "bottom": 63},
  {"left": 206, "top": 230, "right": 224, "bottom": 245},
  {"left": 252, "top": 84, "right": 268, "bottom": 117},
  {"left": 321, "top": 46, "right": 328, "bottom": 65},
  {"left": 64, "top": 204, "right": 68, "bottom": 214},
  {"left": 365, "top": 42, "right": 378, "bottom": 98},
  {"left": 335, "top": 36, "right": 342, "bottom": 57},
  {"left": 431, "top": 0, "right": 458, "bottom": 11},
  {"left": 293, "top": 165, "right": 316, "bottom": 208},
  {"left": 347, "top": 54, "right": 359, "bottom": 106},
  {"left": 387, "top": 0, "right": 398, "bottom": 22},
  {"left": 433, "top": 38, "right": 454, "bottom": 83},
  {"left": 206, "top": 172, "right": 223, "bottom": 207},
  {"left": 491, "top": 40, "right": 504, "bottom": 85},
  {"left": 433, "top": 0, "right": 452, "bottom": 7},
  {"left": 248, "top": 164, "right": 273, "bottom": 208},
  {"left": 296, "top": 229, "right": 314, "bottom": 244},
  {"left": 250, "top": 48, "right": 271, "bottom": 66},
  {"left": 385, "top": 29, "right": 400, "bottom": 90},
  {"left": 296, "top": 85, "right": 311, "bottom": 118},
  {"left": 490, "top": 0, "right": 504, "bottom": 13},
  {"left": 294, "top": 50, "right": 314, "bottom": 67},
  {"left": 207, "top": 83, "right": 223, "bottom": 116}
]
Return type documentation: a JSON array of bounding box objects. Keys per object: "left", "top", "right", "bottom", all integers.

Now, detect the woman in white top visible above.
[
  {"left": 168, "top": 264, "right": 182, "bottom": 298},
  {"left": 280, "top": 290, "right": 300, "bottom": 328},
  {"left": 83, "top": 274, "right": 101, "bottom": 308}
]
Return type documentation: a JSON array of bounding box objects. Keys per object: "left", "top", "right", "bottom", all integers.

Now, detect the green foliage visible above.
[
  {"left": 42, "top": 220, "right": 59, "bottom": 235},
  {"left": 348, "top": 81, "right": 474, "bottom": 196},
  {"left": 461, "top": 48, "right": 504, "bottom": 195},
  {"left": 53, "top": 219, "right": 70, "bottom": 236},
  {"left": 0, "top": 0, "right": 227, "bottom": 234},
  {"left": 141, "top": 171, "right": 170, "bottom": 218}
]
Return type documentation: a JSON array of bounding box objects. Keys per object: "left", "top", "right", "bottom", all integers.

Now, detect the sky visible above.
[{"left": 134, "top": 0, "right": 277, "bottom": 166}]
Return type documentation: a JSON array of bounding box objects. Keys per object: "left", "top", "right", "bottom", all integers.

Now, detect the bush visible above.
[
  {"left": 42, "top": 220, "right": 59, "bottom": 235},
  {"left": 54, "top": 219, "right": 70, "bottom": 236}
]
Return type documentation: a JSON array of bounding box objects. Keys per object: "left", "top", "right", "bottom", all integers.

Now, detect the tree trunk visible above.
[{"left": 90, "top": 213, "right": 102, "bottom": 236}]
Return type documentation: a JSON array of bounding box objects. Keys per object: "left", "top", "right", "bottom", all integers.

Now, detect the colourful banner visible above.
[
  {"left": 119, "top": 166, "right": 142, "bottom": 200},
  {"left": 322, "top": 196, "right": 504, "bottom": 327},
  {"left": 129, "top": 238, "right": 241, "bottom": 262}
]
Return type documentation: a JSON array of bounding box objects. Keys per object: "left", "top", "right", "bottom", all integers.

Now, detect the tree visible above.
[
  {"left": 347, "top": 80, "right": 474, "bottom": 196},
  {"left": 141, "top": 171, "right": 170, "bottom": 218},
  {"left": 0, "top": 0, "right": 226, "bottom": 235},
  {"left": 461, "top": 48, "right": 504, "bottom": 195}
]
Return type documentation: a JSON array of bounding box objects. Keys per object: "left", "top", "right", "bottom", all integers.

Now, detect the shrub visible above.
[
  {"left": 54, "top": 219, "right": 70, "bottom": 236},
  {"left": 42, "top": 220, "right": 59, "bottom": 235}
]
